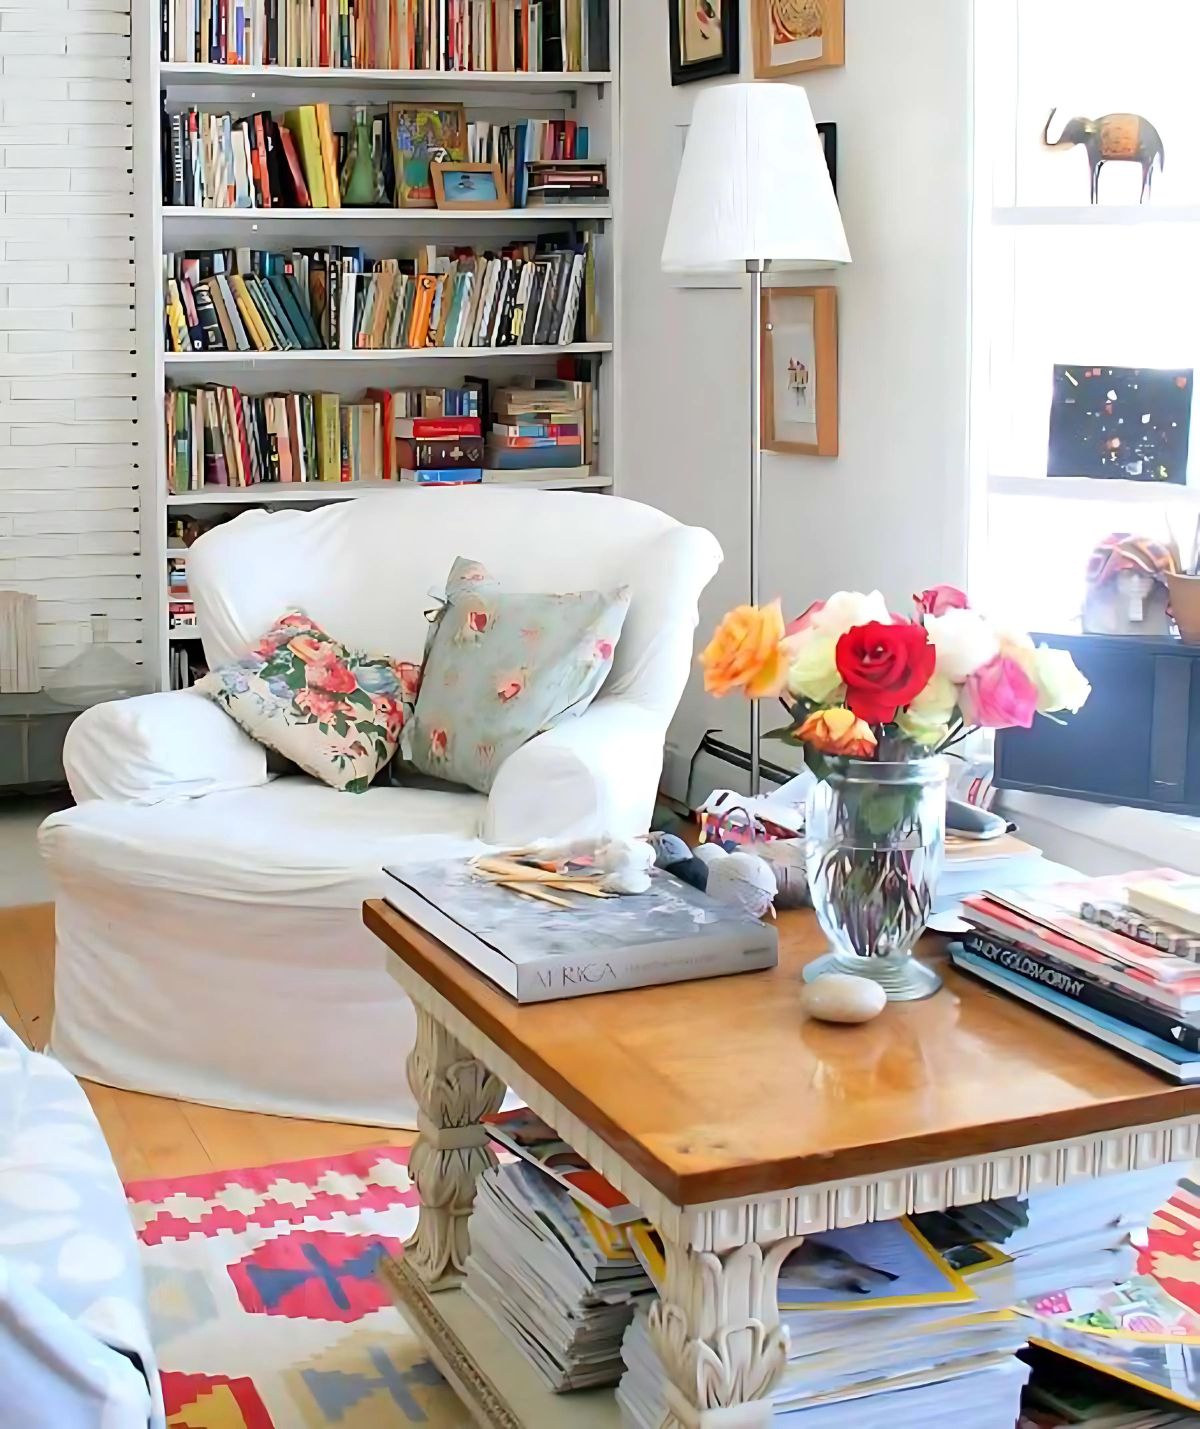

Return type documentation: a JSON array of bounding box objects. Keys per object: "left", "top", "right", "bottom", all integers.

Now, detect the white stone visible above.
[{"left": 801, "top": 974, "right": 887, "bottom": 1024}]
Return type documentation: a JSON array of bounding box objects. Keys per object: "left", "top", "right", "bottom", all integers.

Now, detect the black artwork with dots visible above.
[{"left": 1047, "top": 364, "right": 1193, "bottom": 485}]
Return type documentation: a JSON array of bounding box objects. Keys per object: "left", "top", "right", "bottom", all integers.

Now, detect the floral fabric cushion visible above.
[
  {"left": 196, "top": 611, "right": 420, "bottom": 793},
  {"left": 408, "top": 557, "right": 631, "bottom": 794}
]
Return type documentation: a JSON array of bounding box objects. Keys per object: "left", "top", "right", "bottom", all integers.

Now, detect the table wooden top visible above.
[{"left": 364, "top": 900, "right": 1200, "bottom": 1208}]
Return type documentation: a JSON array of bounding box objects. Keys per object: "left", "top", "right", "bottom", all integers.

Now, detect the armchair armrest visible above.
[
  {"left": 484, "top": 698, "right": 665, "bottom": 846},
  {"left": 63, "top": 689, "right": 268, "bottom": 805}
]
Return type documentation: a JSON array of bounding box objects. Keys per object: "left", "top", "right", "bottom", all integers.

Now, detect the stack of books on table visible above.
[
  {"left": 485, "top": 379, "right": 593, "bottom": 483},
  {"left": 951, "top": 871, "right": 1200, "bottom": 1082},
  {"left": 525, "top": 159, "right": 609, "bottom": 207},
  {"left": 618, "top": 1166, "right": 1182, "bottom": 1427},
  {"left": 463, "top": 1158, "right": 654, "bottom": 1391}
]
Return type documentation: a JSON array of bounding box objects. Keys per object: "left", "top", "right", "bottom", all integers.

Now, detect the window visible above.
[{"left": 971, "top": 0, "right": 1200, "bottom": 637}]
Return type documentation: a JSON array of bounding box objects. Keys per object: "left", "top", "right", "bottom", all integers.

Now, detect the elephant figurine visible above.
[{"left": 1042, "top": 109, "right": 1165, "bottom": 203}]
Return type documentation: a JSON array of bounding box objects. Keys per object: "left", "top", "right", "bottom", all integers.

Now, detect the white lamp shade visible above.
[{"left": 661, "top": 83, "right": 850, "bottom": 273}]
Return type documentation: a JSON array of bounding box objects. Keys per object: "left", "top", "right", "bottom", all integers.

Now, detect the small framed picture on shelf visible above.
[
  {"left": 389, "top": 103, "right": 467, "bottom": 209},
  {"left": 431, "top": 161, "right": 511, "bottom": 210},
  {"left": 752, "top": 0, "right": 844, "bottom": 77},
  {"left": 669, "top": 0, "right": 740, "bottom": 85},
  {"left": 761, "top": 286, "right": 838, "bottom": 456}
]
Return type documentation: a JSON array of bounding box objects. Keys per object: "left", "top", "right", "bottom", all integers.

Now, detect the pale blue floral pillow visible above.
[{"left": 408, "top": 557, "right": 631, "bottom": 793}]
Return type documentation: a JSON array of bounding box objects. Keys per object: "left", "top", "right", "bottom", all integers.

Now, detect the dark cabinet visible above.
[{"left": 995, "top": 633, "right": 1200, "bottom": 815}]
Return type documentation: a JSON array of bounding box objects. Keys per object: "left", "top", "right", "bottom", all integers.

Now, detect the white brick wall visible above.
[{"left": 0, "top": 0, "right": 140, "bottom": 676}]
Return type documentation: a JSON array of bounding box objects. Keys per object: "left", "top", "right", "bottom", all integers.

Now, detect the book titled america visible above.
[{"left": 383, "top": 861, "right": 777, "bottom": 1003}]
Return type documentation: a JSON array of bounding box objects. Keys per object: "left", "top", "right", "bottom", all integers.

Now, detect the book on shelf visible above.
[
  {"left": 382, "top": 859, "right": 778, "bottom": 1003},
  {"left": 165, "top": 102, "right": 597, "bottom": 212},
  {"left": 162, "top": 0, "right": 610, "bottom": 73},
  {"left": 162, "top": 236, "right": 596, "bottom": 352},
  {"left": 398, "top": 466, "right": 482, "bottom": 483}
]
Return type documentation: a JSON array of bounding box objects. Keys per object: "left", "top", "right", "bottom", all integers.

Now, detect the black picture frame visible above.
[
  {"left": 669, "top": 0, "right": 740, "bottom": 86},
  {"left": 817, "top": 122, "right": 838, "bottom": 196}
]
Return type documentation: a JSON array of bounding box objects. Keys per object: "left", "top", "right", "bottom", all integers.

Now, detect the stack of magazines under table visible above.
[{"left": 951, "top": 870, "right": 1200, "bottom": 1083}]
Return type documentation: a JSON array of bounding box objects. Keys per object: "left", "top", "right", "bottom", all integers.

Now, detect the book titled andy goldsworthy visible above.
[{"left": 383, "top": 861, "right": 777, "bottom": 1003}]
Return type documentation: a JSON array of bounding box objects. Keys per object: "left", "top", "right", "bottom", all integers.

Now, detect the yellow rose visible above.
[
  {"left": 798, "top": 707, "right": 878, "bottom": 759},
  {"left": 1031, "top": 646, "right": 1091, "bottom": 714},
  {"left": 699, "top": 600, "right": 789, "bottom": 698},
  {"left": 786, "top": 633, "right": 846, "bottom": 704}
]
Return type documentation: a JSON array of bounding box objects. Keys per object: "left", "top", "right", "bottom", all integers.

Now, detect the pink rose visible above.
[
  {"left": 959, "top": 653, "right": 1038, "bottom": 729},
  {"left": 429, "top": 728, "right": 449, "bottom": 759},
  {"left": 295, "top": 685, "right": 339, "bottom": 724},
  {"left": 468, "top": 609, "right": 489, "bottom": 634},
  {"left": 308, "top": 653, "right": 357, "bottom": 695},
  {"left": 594, "top": 638, "right": 614, "bottom": 661},
  {"left": 378, "top": 695, "right": 405, "bottom": 741},
  {"left": 397, "top": 662, "right": 422, "bottom": 702},
  {"left": 497, "top": 670, "right": 526, "bottom": 702},
  {"left": 916, "top": 585, "right": 968, "bottom": 617}
]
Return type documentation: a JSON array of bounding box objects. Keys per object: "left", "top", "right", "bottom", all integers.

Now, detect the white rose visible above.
[
  {"left": 926, "top": 609, "right": 1000, "bottom": 683},
  {"left": 1032, "top": 646, "right": 1091, "bottom": 714},
  {"left": 786, "top": 633, "right": 845, "bottom": 704},
  {"left": 806, "top": 590, "right": 890, "bottom": 641}
]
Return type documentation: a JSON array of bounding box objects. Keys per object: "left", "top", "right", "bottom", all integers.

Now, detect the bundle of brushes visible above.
[{"left": 470, "top": 837, "right": 658, "bottom": 908}]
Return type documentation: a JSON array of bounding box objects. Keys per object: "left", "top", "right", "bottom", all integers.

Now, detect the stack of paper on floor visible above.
[
  {"left": 617, "top": 1164, "right": 1184, "bottom": 1426},
  {"left": 464, "top": 1160, "right": 654, "bottom": 1391}
]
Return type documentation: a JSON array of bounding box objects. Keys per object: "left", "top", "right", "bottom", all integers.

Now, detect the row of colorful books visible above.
[
  {"left": 163, "top": 238, "right": 595, "bottom": 352},
  {"left": 165, "top": 103, "right": 594, "bottom": 211},
  {"left": 952, "top": 871, "right": 1200, "bottom": 1083},
  {"left": 165, "top": 378, "right": 595, "bottom": 489},
  {"left": 466, "top": 1109, "right": 1193, "bottom": 1423},
  {"left": 161, "top": 0, "right": 610, "bottom": 74}
]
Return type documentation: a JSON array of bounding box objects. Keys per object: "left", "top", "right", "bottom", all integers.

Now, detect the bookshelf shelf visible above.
[
  {"left": 164, "top": 343, "right": 611, "bottom": 371},
  {"left": 992, "top": 204, "right": 1200, "bottom": 227},
  {"left": 160, "top": 62, "right": 612, "bottom": 94},
  {"left": 162, "top": 204, "right": 612, "bottom": 227},
  {"left": 165, "top": 474, "right": 611, "bottom": 506},
  {"left": 148, "top": 4, "right": 620, "bottom": 692}
]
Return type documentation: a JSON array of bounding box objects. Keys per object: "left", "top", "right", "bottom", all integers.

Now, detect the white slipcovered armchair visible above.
[{"left": 40, "top": 489, "right": 721, "bottom": 1125}]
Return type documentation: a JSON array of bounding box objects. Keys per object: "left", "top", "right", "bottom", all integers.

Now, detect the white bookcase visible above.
[{"left": 134, "top": 8, "right": 620, "bottom": 691}]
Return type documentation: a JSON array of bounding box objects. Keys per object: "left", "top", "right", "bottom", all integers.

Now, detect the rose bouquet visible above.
[
  {"left": 699, "top": 585, "right": 1091, "bottom": 999},
  {"left": 699, "top": 584, "right": 1090, "bottom": 779}
]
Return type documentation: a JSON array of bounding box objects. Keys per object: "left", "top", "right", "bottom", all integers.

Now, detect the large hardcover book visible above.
[{"left": 384, "top": 861, "right": 778, "bottom": 1003}]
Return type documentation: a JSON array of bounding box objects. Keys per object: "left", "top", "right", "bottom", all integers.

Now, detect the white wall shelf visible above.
[
  {"left": 146, "top": 16, "right": 621, "bottom": 690},
  {"left": 992, "top": 205, "right": 1200, "bottom": 227},
  {"left": 160, "top": 62, "right": 611, "bottom": 94},
  {"left": 164, "top": 343, "right": 612, "bottom": 372}
]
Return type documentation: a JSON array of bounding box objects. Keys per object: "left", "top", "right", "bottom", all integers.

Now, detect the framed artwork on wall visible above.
[
  {"left": 752, "top": 0, "right": 844, "bottom": 77},
  {"left": 762, "top": 286, "right": 839, "bottom": 456},
  {"left": 669, "top": 0, "right": 740, "bottom": 86}
]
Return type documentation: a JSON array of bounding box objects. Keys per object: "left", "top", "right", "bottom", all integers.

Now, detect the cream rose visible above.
[
  {"left": 895, "top": 672, "right": 957, "bottom": 746},
  {"left": 804, "top": 590, "right": 891, "bottom": 641},
  {"left": 1031, "top": 646, "right": 1091, "bottom": 714},
  {"left": 926, "top": 608, "right": 1000, "bottom": 683},
  {"left": 786, "top": 633, "right": 846, "bottom": 704}
]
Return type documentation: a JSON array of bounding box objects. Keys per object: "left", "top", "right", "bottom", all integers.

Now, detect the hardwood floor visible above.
[{"left": 0, "top": 904, "right": 415, "bottom": 1183}]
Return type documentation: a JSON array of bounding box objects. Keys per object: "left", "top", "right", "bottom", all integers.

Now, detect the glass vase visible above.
[
  {"left": 803, "top": 757, "right": 947, "bottom": 1001},
  {"left": 340, "top": 106, "right": 385, "bottom": 207}
]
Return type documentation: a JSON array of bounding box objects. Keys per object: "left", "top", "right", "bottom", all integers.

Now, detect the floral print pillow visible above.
[
  {"left": 196, "top": 612, "right": 421, "bottom": 793},
  {"left": 407, "top": 557, "right": 631, "bottom": 794}
]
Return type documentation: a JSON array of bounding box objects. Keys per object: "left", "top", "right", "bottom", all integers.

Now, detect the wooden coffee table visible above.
[{"left": 364, "top": 899, "right": 1200, "bottom": 1429}]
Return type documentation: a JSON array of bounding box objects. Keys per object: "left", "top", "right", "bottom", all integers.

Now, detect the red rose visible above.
[{"left": 835, "top": 621, "right": 936, "bottom": 725}]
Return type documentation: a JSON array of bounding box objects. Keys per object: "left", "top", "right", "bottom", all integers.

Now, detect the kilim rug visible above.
[
  {"left": 1139, "top": 1174, "right": 1200, "bottom": 1314},
  {"left": 125, "top": 1146, "right": 472, "bottom": 1428}
]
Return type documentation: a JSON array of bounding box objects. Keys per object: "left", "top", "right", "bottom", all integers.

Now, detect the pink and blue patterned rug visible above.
[{"left": 125, "top": 1147, "right": 471, "bottom": 1428}]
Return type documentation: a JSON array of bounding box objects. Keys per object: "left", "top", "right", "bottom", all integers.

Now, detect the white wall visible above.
[
  {"left": 0, "top": 0, "right": 141, "bottom": 681},
  {"left": 620, "top": 0, "right": 972, "bottom": 787}
]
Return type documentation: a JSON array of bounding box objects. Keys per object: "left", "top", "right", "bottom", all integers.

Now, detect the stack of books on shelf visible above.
[
  {"left": 167, "top": 554, "right": 194, "bottom": 631},
  {"left": 396, "top": 407, "right": 483, "bottom": 484},
  {"left": 525, "top": 158, "right": 608, "bottom": 207},
  {"left": 485, "top": 378, "right": 592, "bottom": 481},
  {"left": 161, "top": 0, "right": 610, "bottom": 74},
  {"left": 952, "top": 871, "right": 1200, "bottom": 1082},
  {"left": 163, "top": 238, "right": 595, "bottom": 353},
  {"left": 619, "top": 1166, "right": 1181, "bottom": 1428}
]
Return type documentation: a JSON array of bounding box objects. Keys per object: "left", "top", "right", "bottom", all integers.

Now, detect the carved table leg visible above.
[
  {"left": 647, "top": 1231, "right": 804, "bottom": 1429},
  {"left": 404, "top": 1006, "right": 506, "bottom": 1292}
]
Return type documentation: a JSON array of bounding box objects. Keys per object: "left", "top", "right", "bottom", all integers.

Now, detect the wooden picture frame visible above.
[
  {"left": 669, "top": 0, "right": 739, "bottom": 85},
  {"left": 389, "top": 103, "right": 467, "bottom": 209},
  {"left": 752, "top": 0, "right": 844, "bottom": 77},
  {"left": 762, "top": 286, "right": 838, "bottom": 456},
  {"left": 431, "top": 161, "right": 510, "bottom": 210}
]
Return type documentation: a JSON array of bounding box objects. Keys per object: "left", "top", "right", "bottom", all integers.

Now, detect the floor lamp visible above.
[{"left": 662, "top": 83, "right": 850, "bottom": 794}]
